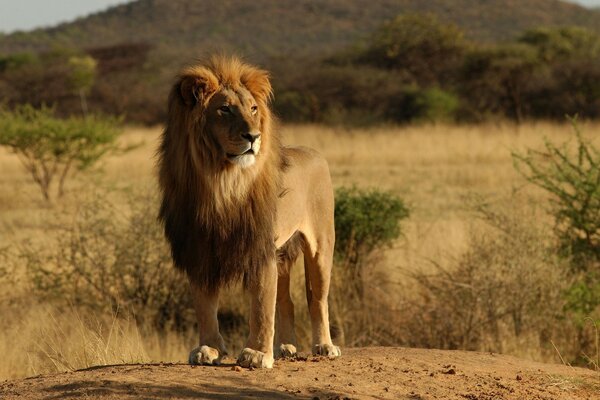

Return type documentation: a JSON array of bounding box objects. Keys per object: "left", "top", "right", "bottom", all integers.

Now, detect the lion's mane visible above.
[{"left": 157, "top": 56, "right": 284, "bottom": 290}]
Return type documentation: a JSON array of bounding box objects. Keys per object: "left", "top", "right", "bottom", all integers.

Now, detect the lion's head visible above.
[
  {"left": 158, "top": 55, "right": 283, "bottom": 290},
  {"left": 172, "top": 56, "right": 274, "bottom": 171}
]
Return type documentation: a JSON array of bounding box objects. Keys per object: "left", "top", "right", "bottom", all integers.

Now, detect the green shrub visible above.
[
  {"left": 0, "top": 105, "right": 123, "bottom": 202},
  {"left": 331, "top": 186, "right": 409, "bottom": 346},
  {"left": 411, "top": 87, "right": 460, "bottom": 123},
  {"left": 513, "top": 120, "right": 600, "bottom": 365},
  {"left": 334, "top": 186, "right": 409, "bottom": 270},
  {"left": 513, "top": 119, "right": 600, "bottom": 269}
]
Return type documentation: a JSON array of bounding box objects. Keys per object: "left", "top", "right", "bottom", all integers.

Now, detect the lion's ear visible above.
[
  {"left": 242, "top": 69, "right": 273, "bottom": 103},
  {"left": 179, "top": 70, "right": 219, "bottom": 106}
]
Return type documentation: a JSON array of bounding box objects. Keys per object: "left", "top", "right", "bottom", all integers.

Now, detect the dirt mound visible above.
[{"left": 1, "top": 347, "right": 597, "bottom": 399}]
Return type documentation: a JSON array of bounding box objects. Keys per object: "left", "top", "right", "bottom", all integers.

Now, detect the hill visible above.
[
  {"left": 1, "top": 0, "right": 600, "bottom": 61},
  {"left": 1, "top": 347, "right": 597, "bottom": 399},
  {"left": 0, "top": 0, "right": 599, "bottom": 124}
]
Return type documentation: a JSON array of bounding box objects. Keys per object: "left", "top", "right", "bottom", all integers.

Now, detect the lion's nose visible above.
[{"left": 242, "top": 132, "right": 261, "bottom": 143}]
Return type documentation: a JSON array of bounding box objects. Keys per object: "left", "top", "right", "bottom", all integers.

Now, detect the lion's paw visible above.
[
  {"left": 189, "top": 345, "right": 224, "bottom": 366},
  {"left": 237, "top": 348, "right": 274, "bottom": 369},
  {"left": 313, "top": 343, "right": 341, "bottom": 358},
  {"left": 277, "top": 343, "right": 297, "bottom": 358}
]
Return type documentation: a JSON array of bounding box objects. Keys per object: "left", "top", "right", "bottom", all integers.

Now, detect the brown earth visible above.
[{"left": 1, "top": 347, "right": 598, "bottom": 400}]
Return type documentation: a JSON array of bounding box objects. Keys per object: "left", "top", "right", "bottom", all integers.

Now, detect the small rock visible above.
[
  {"left": 231, "top": 366, "right": 243, "bottom": 372},
  {"left": 443, "top": 368, "right": 456, "bottom": 375},
  {"left": 516, "top": 374, "right": 522, "bottom": 381}
]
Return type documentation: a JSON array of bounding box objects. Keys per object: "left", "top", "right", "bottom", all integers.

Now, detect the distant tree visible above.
[
  {"left": 68, "top": 55, "right": 97, "bottom": 116},
  {"left": 519, "top": 27, "right": 600, "bottom": 120},
  {"left": 358, "top": 14, "right": 466, "bottom": 85},
  {"left": 0, "top": 52, "right": 38, "bottom": 72},
  {"left": 459, "top": 44, "right": 541, "bottom": 123},
  {"left": 519, "top": 26, "right": 600, "bottom": 62},
  {"left": 0, "top": 105, "right": 123, "bottom": 202}
]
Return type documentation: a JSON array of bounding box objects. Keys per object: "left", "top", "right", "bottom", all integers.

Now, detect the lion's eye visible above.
[
  {"left": 219, "top": 105, "right": 231, "bottom": 113},
  {"left": 251, "top": 105, "right": 258, "bottom": 115}
]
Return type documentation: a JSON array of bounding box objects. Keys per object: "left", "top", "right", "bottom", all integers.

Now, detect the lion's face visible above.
[
  {"left": 176, "top": 61, "right": 272, "bottom": 171},
  {"left": 204, "top": 87, "right": 263, "bottom": 169}
]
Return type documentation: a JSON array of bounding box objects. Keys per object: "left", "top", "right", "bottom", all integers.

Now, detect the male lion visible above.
[{"left": 157, "top": 55, "right": 340, "bottom": 369}]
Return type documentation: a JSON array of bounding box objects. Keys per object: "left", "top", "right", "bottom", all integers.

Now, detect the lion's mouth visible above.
[{"left": 227, "top": 149, "right": 255, "bottom": 159}]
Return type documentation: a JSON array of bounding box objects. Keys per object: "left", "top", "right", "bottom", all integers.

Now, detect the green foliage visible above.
[
  {"left": 513, "top": 120, "right": 600, "bottom": 268},
  {"left": 410, "top": 87, "right": 460, "bottom": 123},
  {"left": 513, "top": 120, "right": 600, "bottom": 344},
  {"left": 68, "top": 55, "right": 97, "bottom": 115},
  {"left": 565, "top": 276, "right": 600, "bottom": 321},
  {"left": 358, "top": 13, "right": 465, "bottom": 84},
  {"left": 0, "top": 105, "right": 123, "bottom": 201},
  {"left": 519, "top": 26, "right": 600, "bottom": 62},
  {"left": 334, "top": 186, "right": 409, "bottom": 269},
  {"left": 330, "top": 186, "right": 409, "bottom": 346},
  {"left": 0, "top": 52, "right": 38, "bottom": 72},
  {"left": 459, "top": 44, "right": 540, "bottom": 122}
]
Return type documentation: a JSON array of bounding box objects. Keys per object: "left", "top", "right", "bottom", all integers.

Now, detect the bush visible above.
[
  {"left": 392, "top": 86, "right": 460, "bottom": 123},
  {"left": 402, "top": 198, "right": 569, "bottom": 360},
  {"left": 513, "top": 120, "right": 600, "bottom": 269},
  {"left": 0, "top": 105, "right": 123, "bottom": 202},
  {"left": 20, "top": 190, "right": 194, "bottom": 333},
  {"left": 331, "top": 186, "right": 410, "bottom": 346},
  {"left": 513, "top": 121, "right": 600, "bottom": 365},
  {"left": 334, "top": 186, "right": 409, "bottom": 271}
]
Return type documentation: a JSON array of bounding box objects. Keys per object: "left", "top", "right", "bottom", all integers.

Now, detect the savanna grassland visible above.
[{"left": 1, "top": 121, "right": 598, "bottom": 383}]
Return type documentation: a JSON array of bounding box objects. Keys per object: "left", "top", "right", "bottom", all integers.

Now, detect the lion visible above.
[{"left": 157, "top": 55, "right": 340, "bottom": 369}]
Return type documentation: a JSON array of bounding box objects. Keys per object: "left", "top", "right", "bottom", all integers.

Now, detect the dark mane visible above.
[{"left": 157, "top": 55, "right": 283, "bottom": 290}]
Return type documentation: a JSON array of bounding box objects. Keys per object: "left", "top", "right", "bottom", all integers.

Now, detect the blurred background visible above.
[{"left": 0, "top": 0, "right": 599, "bottom": 380}]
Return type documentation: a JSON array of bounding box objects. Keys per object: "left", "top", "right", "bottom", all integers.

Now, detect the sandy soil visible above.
[{"left": 1, "top": 347, "right": 598, "bottom": 400}]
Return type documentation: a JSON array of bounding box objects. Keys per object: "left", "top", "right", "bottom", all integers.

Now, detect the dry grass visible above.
[{"left": 1, "top": 121, "right": 599, "bottom": 380}]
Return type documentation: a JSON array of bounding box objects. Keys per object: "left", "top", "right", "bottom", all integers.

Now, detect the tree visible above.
[
  {"left": 0, "top": 105, "right": 123, "bottom": 202},
  {"left": 68, "top": 55, "right": 97, "bottom": 116},
  {"left": 358, "top": 14, "right": 466, "bottom": 85},
  {"left": 459, "top": 44, "right": 541, "bottom": 123},
  {"left": 519, "top": 26, "right": 600, "bottom": 62},
  {"left": 519, "top": 27, "right": 600, "bottom": 120}
]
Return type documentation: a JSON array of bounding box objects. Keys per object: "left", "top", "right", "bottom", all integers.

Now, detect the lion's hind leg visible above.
[
  {"left": 275, "top": 234, "right": 303, "bottom": 358},
  {"left": 303, "top": 239, "right": 341, "bottom": 358}
]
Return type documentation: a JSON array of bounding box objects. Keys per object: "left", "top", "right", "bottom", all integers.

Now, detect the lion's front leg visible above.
[
  {"left": 237, "top": 260, "right": 277, "bottom": 369},
  {"left": 189, "top": 281, "right": 228, "bottom": 365}
]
